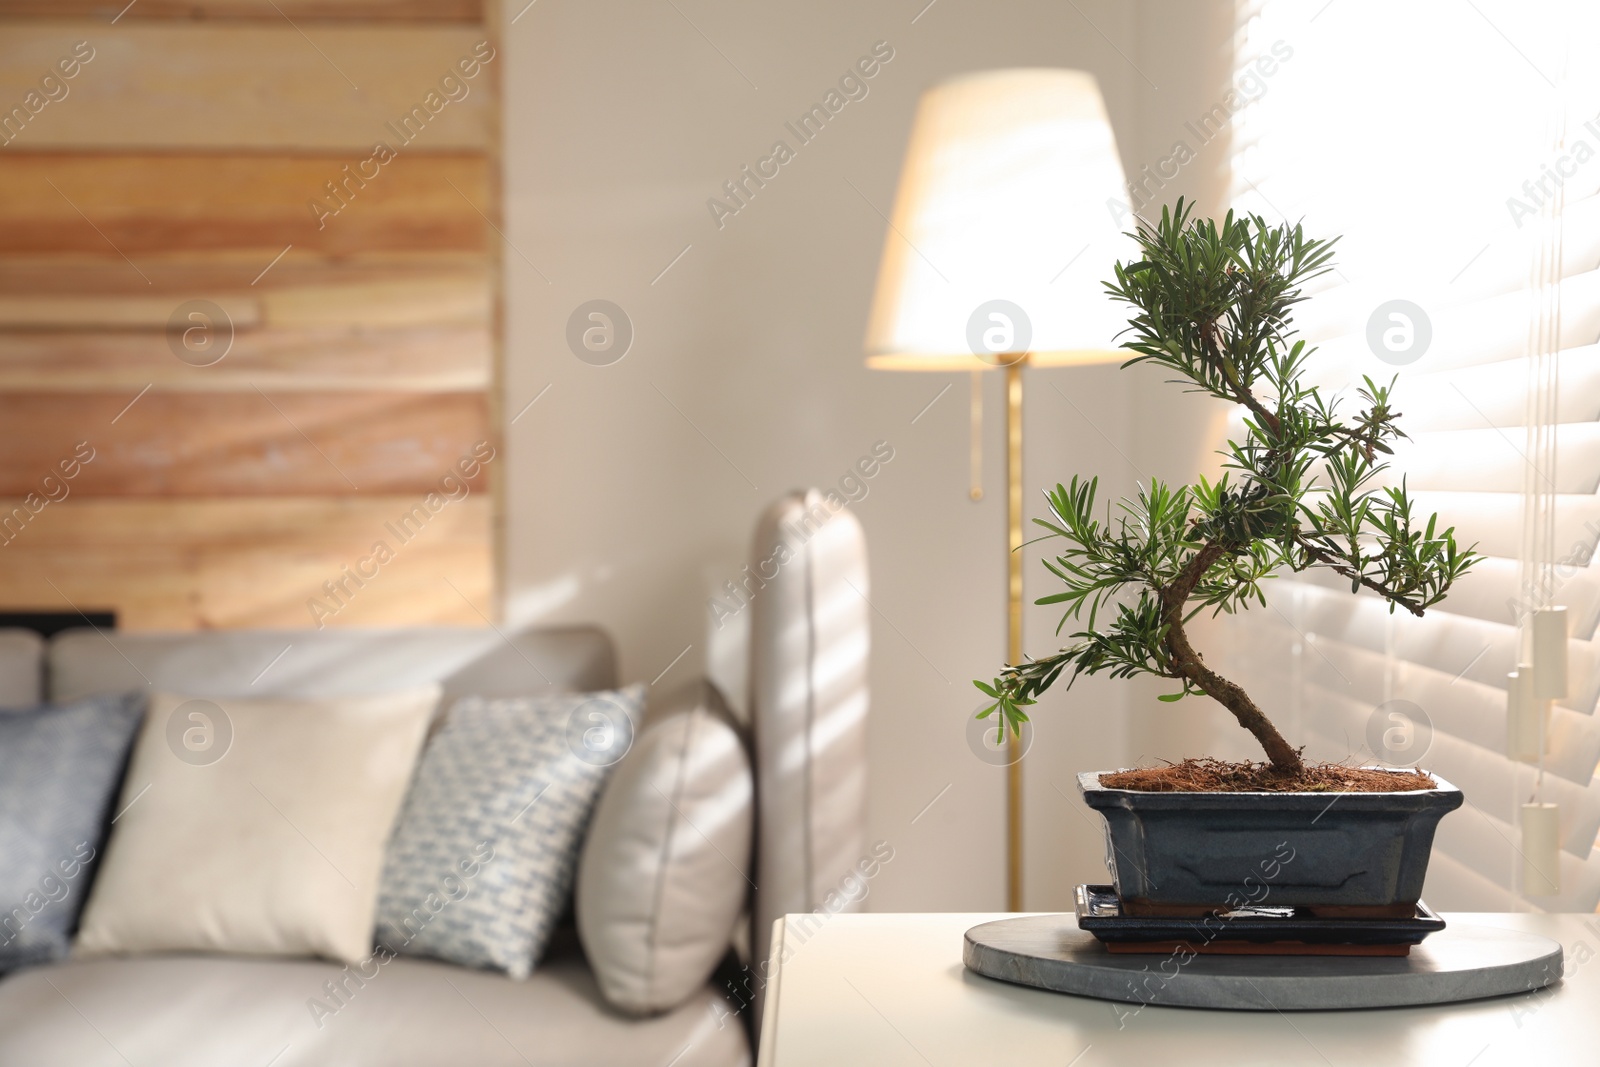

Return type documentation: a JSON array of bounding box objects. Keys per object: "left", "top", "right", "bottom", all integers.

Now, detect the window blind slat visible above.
[
  {"left": 1306, "top": 704, "right": 1600, "bottom": 859},
  {"left": 1431, "top": 803, "right": 1535, "bottom": 887},
  {"left": 1362, "top": 555, "right": 1600, "bottom": 640},
  {"left": 1300, "top": 270, "right": 1600, "bottom": 375},
  {"left": 1422, "top": 850, "right": 1519, "bottom": 911},
  {"left": 1390, "top": 423, "right": 1600, "bottom": 495},
  {"left": 1427, "top": 807, "right": 1600, "bottom": 912},
  {"left": 1289, "top": 194, "right": 1600, "bottom": 341},
  {"left": 1395, "top": 344, "right": 1600, "bottom": 433},
  {"left": 1296, "top": 637, "right": 1600, "bottom": 783},
  {"left": 1411, "top": 490, "right": 1600, "bottom": 563},
  {"left": 1288, "top": 580, "right": 1600, "bottom": 714}
]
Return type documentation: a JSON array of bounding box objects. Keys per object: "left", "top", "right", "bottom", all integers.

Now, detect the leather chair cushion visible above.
[{"left": 0, "top": 931, "right": 750, "bottom": 1066}]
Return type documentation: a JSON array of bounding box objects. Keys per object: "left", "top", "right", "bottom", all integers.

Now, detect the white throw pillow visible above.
[
  {"left": 577, "top": 685, "right": 752, "bottom": 1015},
  {"left": 73, "top": 687, "right": 438, "bottom": 964}
]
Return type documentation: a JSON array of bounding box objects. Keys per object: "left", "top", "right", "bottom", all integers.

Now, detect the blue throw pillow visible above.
[
  {"left": 0, "top": 692, "right": 145, "bottom": 971},
  {"left": 374, "top": 686, "right": 643, "bottom": 979}
]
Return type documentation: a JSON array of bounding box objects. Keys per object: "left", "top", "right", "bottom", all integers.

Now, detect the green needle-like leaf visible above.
[{"left": 971, "top": 198, "right": 1480, "bottom": 760}]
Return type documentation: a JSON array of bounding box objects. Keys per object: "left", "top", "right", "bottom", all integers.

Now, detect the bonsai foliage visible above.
[{"left": 974, "top": 200, "right": 1478, "bottom": 777}]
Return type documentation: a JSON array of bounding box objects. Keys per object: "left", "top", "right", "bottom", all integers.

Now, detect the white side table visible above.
[{"left": 757, "top": 912, "right": 1598, "bottom": 1066}]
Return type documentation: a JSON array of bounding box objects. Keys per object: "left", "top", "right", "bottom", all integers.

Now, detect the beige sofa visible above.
[{"left": 0, "top": 492, "right": 869, "bottom": 1066}]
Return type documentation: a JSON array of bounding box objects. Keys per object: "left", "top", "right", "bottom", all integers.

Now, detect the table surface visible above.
[{"left": 756, "top": 912, "right": 1600, "bottom": 1067}]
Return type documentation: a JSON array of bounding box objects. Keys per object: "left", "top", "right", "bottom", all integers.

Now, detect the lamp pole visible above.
[
  {"left": 1005, "top": 359, "right": 1025, "bottom": 912},
  {"left": 856, "top": 69, "right": 1131, "bottom": 917}
]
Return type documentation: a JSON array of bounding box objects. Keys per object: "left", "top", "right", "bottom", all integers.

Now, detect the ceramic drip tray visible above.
[{"left": 1074, "top": 884, "right": 1446, "bottom": 956}]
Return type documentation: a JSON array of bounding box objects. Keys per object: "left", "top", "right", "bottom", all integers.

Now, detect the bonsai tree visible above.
[{"left": 975, "top": 200, "right": 1478, "bottom": 780}]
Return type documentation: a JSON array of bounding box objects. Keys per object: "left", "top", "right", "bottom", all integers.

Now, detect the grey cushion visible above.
[
  {"left": 578, "top": 680, "right": 753, "bottom": 1015},
  {"left": 47, "top": 626, "right": 616, "bottom": 704},
  {"left": 375, "top": 687, "right": 644, "bottom": 978},
  {"left": 0, "top": 692, "right": 144, "bottom": 970},
  {"left": 0, "top": 933, "right": 750, "bottom": 1066}
]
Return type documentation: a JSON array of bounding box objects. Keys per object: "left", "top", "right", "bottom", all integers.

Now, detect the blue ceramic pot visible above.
[{"left": 1077, "top": 770, "right": 1463, "bottom": 915}]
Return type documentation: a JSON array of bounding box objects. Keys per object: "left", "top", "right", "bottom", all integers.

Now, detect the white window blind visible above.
[{"left": 1221, "top": 0, "right": 1600, "bottom": 909}]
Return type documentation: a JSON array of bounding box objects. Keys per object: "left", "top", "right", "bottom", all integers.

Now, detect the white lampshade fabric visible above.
[{"left": 864, "top": 68, "right": 1134, "bottom": 370}]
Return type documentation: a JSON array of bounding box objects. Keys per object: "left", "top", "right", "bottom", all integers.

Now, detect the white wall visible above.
[{"left": 502, "top": 0, "right": 1234, "bottom": 910}]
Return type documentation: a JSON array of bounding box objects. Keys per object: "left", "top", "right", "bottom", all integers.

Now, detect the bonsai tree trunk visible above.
[{"left": 1160, "top": 541, "right": 1306, "bottom": 776}]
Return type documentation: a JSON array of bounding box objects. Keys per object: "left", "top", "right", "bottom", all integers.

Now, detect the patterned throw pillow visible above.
[
  {"left": 0, "top": 693, "right": 145, "bottom": 971},
  {"left": 374, "top": 685, "right": 643, "bottom": 979}
]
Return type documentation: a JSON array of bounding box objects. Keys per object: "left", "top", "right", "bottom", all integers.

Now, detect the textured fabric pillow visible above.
[
  {"left": 0, "top": 693, "right": 144, "bottom": 971},
  {"left": 375, "top": 685, "right": 643, "bottom": 979},
  {"left": 577, "top": 683, "right": 753, "bottom": 1015},
  {"left": 73, "top": 688, "right": 437, "bottom": 964}
]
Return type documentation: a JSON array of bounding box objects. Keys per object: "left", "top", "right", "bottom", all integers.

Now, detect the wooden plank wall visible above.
[{"left": 0, "top": 2, "right": 499, "bottom": 630}]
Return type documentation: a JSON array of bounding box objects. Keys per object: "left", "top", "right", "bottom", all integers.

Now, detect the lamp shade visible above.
[{"left": 864, "top": 69, "right": 1133, "bottom": 370}]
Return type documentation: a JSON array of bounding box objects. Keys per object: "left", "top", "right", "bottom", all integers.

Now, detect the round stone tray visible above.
[{"left": 963, "top": 915, "right": 1563, "bottom": 1011}]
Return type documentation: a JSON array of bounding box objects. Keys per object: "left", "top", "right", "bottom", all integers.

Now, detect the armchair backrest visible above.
[{"left": 747, "top": 489, "right": 870, "bottom": 1023}]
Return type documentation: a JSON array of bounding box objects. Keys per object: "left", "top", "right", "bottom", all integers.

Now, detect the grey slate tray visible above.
[{"left": 964, "top": 913, "right": 1564, "bottom": 1010}]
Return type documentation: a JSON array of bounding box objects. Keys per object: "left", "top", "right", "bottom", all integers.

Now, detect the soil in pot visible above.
[{"left": 1101, "top": 757, "right": 1436, "bottom": 794}]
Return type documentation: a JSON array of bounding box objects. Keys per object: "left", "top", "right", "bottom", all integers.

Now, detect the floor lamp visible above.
[{"left": 863, "top": 69, "right": 1133, "bottom": 910}]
